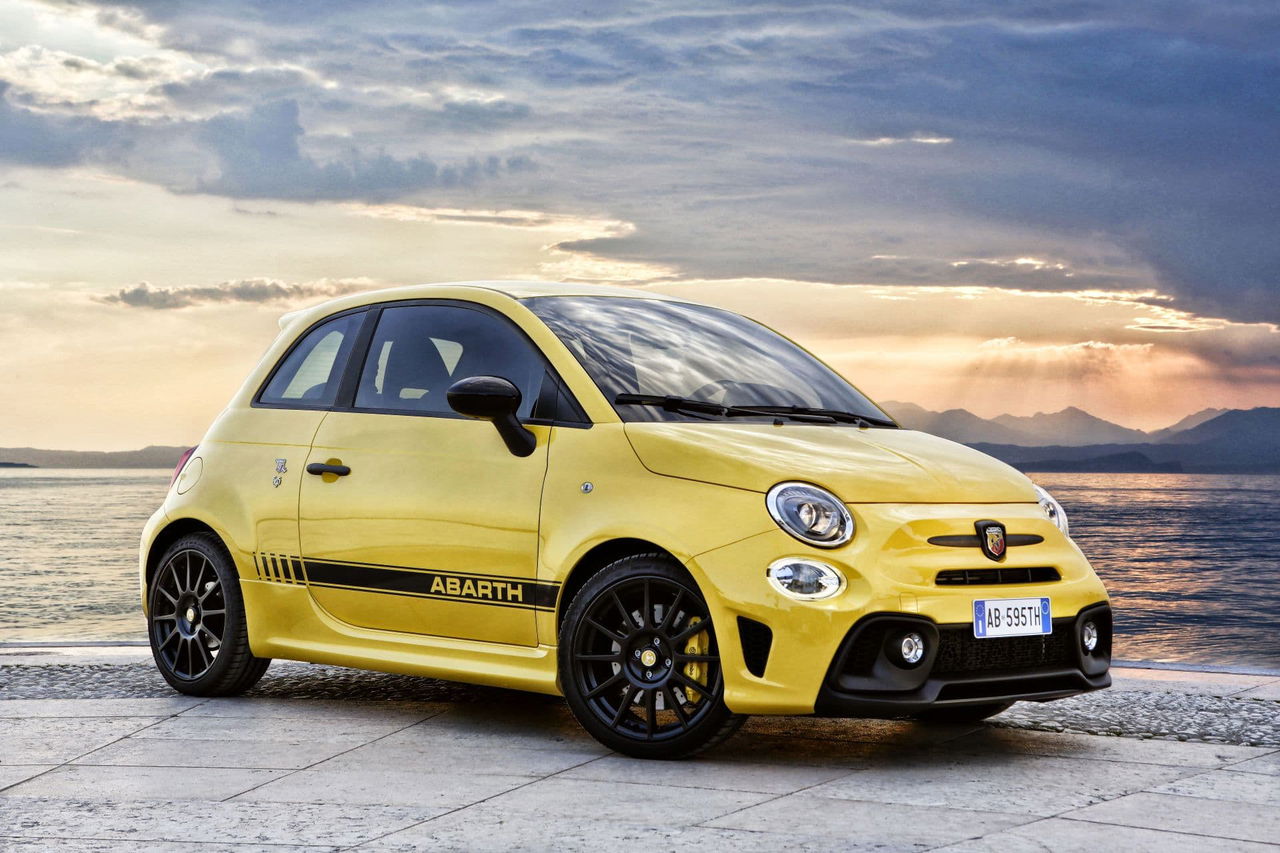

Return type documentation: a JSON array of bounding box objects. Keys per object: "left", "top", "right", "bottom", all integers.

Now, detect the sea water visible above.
[{"left": 1, "top": 468, "right": 1276, "bottom": 669}]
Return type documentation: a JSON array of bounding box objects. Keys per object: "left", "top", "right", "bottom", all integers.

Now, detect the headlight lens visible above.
[
  {"left": 766, "top": 558, "right": 845, "bottom": 600},
  {"left": 766, "top": 482, "right": 854, "bottom": 548},
  {"left": 1034, "top": 485, "right": 1070, "bottom": 536}
]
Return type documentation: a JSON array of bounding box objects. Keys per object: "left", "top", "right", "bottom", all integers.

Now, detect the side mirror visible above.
[{"left": 446, "top": 376, "right": 537, "bottom": 458}]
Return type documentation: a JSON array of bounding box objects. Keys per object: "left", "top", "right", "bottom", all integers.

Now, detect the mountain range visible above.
[
  {"left": 883, "top": 404, "right": 1280, "bottom": 473},
  {"left": 882, "top": 402, "right": 1231, "bottom": 447},
  {"left": 0, "top": 445, "right": 190, "bottom": 469},
  {"left": 1, "top": 406, "right": 1276, "bottom": 473}
]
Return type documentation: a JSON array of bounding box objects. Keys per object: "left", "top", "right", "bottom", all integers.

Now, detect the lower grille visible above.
[
  {"left": 933, "top": 625, "right": 1074, "bottom": 675},
  {"left": 936, "top": 566, "right": 1060, "bottom": 586}
]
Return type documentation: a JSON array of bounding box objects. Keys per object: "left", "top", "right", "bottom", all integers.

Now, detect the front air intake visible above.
[
  {"left": 936, "top": 566, "right": 1061, "bottom": 586},
  {"left": 737, "top": 616, "right": 773, "bottom": 678}
]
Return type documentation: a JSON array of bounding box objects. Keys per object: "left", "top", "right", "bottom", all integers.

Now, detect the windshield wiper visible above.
[
  {"left": 731, "top": 405, "right": 899, "bottom": 428},
  {"left": 614, "top": 393, "right": 728, "bottom": 418},
  {"left": 614, "top": 394, "right": 877, "bottom": 425}
]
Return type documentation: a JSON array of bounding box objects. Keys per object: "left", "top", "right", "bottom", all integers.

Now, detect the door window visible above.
[
  {"left": 258, "top": 312, "right": 363, "bottom": 407},
  {"left": 355, "top": 305, "right": 544, "bottom": 417}
]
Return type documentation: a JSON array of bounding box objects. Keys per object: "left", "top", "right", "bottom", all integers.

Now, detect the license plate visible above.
[{"left": 973, "top": 597, "right": 1051, "bottom": 638}]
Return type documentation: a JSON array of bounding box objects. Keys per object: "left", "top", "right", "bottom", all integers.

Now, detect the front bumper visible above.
[
  {"left": 814, "top": 603, "right": 1111, "bottom": 716},
  {"left": 686, "top": 502, "right": 1112, "bottom": 716}
]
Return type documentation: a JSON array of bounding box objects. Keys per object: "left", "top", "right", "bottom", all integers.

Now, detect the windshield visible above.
[{"left": 523, "top": 296, "right": 892, "bottom": 424}]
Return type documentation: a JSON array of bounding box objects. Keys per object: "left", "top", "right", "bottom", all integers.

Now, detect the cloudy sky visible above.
[{"left": 2, "top": 0, "right": 1277, "bottom": 449}]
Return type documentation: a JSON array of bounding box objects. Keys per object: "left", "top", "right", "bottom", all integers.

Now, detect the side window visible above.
[
  {"left": 355, "top": 305, "right": 545, "bottom": 418},
  {"left": 259, "top": 312, "right": 362, "bottom": 407}
]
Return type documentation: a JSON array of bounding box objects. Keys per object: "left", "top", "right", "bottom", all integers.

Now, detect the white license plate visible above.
[{"left": 973, "top": 597, "right": 1051, "bottom": 638}]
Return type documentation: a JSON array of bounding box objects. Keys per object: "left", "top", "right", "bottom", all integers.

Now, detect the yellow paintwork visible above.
[{"left": 140, "top": 281, "right": 1109, "bottom": 714}]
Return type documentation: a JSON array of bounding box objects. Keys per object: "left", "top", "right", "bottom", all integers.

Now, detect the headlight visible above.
[
  {"left": 765, "top": 482, "right": 854, "bottom": 548},
  {"left": 1034, "top": 485, "right": 1070, "bottom": 536},
  {"left": 766, "top": 558, "right": 845, "bottom": 600}
]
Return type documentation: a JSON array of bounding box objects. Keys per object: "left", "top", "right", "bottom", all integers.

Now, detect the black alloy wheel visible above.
[
  {"left": 560, "top": 555, "right": 744, "bottom": 759},
  {"left": 148, "top": 532, "right": 270, "bottom": 695},
  {"left": 151, "top": 547, "right": 226, "bottom": 680}
]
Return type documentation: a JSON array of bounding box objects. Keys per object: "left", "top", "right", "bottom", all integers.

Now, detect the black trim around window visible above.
[
  {"left": 251, "top": 298, "right": 591, "bottom": 428},
  {"left": 252, "top": 306, "right": 371, "bottom": 412}
]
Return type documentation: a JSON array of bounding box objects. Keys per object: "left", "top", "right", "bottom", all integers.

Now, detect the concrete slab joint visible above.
[{"left": 0, "top": 652, "right": 1275, "bottom": 850}]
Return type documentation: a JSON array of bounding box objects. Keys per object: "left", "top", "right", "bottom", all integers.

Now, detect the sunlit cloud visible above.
[
  {"left": 344, "top": 203, "right": 631, "bottom": 240},
  {"left": 846, "top": 135, "right": 954, "bottom": 147},
  {"left": 534, "top": 249, "right": 676, "bottom": 283},
  {"left": 99, "top": 277, "right": 378, "bottom": 309},
  {"left": 952, "top": 256, "right": 1069, "bottom": 272},
  {"left": 0, "top": 44, "right": 204, "bottom": 119}
]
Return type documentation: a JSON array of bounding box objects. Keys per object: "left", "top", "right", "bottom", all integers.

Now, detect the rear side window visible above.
[
  {"left": 259, "top": 312, "right": 362, "bottom": 407},
  {"left": 355, "top": 305, "right": 544, "bottom": 417}
]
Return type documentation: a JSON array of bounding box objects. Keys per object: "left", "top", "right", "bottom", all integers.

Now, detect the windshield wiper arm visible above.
[
  {"left": 614, "top": 393, "right": 729, "bottom": 417},
  {"left": 735, "top": 405, "right": 899, "bottom": 428}
]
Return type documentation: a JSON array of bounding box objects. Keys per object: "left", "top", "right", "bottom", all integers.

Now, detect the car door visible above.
[
  {"left": 229, "top": 309, "right": 367, "bottom": 580},
  {"left": 298, "top": 302, "right": 555, "bottom": 647}
]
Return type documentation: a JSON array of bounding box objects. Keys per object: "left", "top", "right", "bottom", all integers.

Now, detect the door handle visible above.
[{"left": 306, "top": 462, "right": 351, "bottom": 477}]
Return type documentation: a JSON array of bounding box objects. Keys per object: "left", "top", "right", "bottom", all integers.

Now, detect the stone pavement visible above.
[{"left": 0, "top": 648, "right": 1277, "bottom": 851}]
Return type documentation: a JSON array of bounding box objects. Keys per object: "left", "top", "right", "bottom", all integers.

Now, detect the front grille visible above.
[
  {"left": 932, "top": 625, "right": 1074, "bottom": 675},
  {"left": 936, "top": 566, "right": 1060, "bottom": 586}
]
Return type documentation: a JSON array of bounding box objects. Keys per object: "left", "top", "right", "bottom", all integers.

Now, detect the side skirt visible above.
[{"left": 241, "top": 579, "right": 562, "bottom": 696}]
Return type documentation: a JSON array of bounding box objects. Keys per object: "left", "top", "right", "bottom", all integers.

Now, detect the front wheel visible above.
[
  {"left": 559, "top": 555, "right": 745, "bottom": 759},
  {"left": 148, "top": 532, "right": 270, "bottom": 695}
]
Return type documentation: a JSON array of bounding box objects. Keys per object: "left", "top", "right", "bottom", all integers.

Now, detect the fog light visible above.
[
  {"left": 899, "top": 632, "right": 926, "bottom": 666},
  {"left": 765, "top": 558, "right": 845, "bottom": 600},
  {"left": 1081, "top": 621, "right": 1099, "bottom": 653}
]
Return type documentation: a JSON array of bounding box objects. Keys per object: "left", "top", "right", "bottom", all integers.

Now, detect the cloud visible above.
[
  {"left": 3, "top": 0, "right": 1278, "bottom": 326},
  {"left": 100, "top": 277, "right": 376, "bottom": 309},
  {"left": 0, "top": 43, "right": 199, "bottom": 118},
  {"left": 846, "top": 135, "right": 953, "bottom": 147},
  {"left": 195, "top": 100, "right": 532, "bottom": 200},
  {"left": 0, "top": 81, "right": 117, "bottom": 165}
]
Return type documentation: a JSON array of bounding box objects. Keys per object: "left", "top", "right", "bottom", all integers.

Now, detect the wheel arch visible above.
[
  {"left": 555, "top": 537, "right": 685, "bottom": 630},
  {"left": 145, "top": 517, "right": 227, "bottom": 595}
]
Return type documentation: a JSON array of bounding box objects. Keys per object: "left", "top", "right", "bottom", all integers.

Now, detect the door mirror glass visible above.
[{"left": 447, "top": 376, "right": 537, "bottom": 457}]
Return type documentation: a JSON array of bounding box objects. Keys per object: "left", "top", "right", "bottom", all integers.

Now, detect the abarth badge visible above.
[
  {"left": 275, "top": 459, "right": 288, "bottom": 474},
  {"left": 975, "top": 520, "right": 1007, "bottom": 562}
]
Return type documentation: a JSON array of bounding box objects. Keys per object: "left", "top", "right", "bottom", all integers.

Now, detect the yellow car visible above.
[{"left": 140, "top": 281, "right": 1111, "bottom": 758}]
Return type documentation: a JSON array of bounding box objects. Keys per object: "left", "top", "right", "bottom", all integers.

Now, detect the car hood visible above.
[{"left": 623, "top": 422, "right": 1037, "bottom": 503}]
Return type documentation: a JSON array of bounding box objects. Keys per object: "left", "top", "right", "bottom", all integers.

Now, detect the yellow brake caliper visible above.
[{"left": 682, "top": 616, "right": 707, "bottom": 704}]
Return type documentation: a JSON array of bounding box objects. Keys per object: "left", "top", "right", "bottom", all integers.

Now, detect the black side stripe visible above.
[
  {"left": 303, "top": 559, "right": 559, "bottom": 610},
  {"left": 252, "top": 552, "right": 304, "bottom": 585},
  {"left": 251, "top": 553, "right": 558, "bottom": 609}
]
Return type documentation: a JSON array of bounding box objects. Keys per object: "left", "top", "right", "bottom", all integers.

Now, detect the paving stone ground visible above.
[{"left": 0, "top": 648, "right": 1277, "bottom": 852}]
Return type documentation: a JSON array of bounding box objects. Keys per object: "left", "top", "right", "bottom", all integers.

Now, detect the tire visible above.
[
  {"left": 147, "top": 532, "right": 270, "bottom": 696},
  {"left": 914, "top": 701, "right": 1013, "bottom": 724},
  {"left": 559, "top": 554, "right": 745, "bottom": 759}
]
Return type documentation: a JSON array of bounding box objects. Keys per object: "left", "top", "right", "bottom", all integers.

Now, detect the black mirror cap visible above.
[
  {"left": 447, "top": 375, "right": 522, "bottom": 420},
  {"left": 446, "top": 375, "right": 537, "bottom": 458}
]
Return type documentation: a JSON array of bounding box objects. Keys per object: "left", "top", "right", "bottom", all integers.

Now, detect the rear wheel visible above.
[
  {"left": 560, "top": 555, "right": 745, "bottom": 759},
  {"left": 148, "top": 532, "right": 270, "bottom": 695},
  {"left": 914, "top": 701, "right": 1013, "bottom": 724}
]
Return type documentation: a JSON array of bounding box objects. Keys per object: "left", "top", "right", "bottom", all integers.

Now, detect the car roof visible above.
[{"left": 278, "top": 280, "right": 689, "bottom": 329}]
